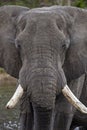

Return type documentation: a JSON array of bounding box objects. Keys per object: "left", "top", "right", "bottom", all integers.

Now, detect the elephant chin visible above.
[{"left": 6, "top": 84, "right": 87, "bottom": 114}]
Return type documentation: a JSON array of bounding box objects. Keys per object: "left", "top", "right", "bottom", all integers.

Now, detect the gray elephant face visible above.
[
  {"left": 16, "top": 12, "right": 70, "bottom": 65},
  {"left": 15, "top": 11, "right": 70, "bottom": 108},
  {"left": 2, "top": 6, "right": 87, "bottom": 130},
  {"left": 1, "top": 6, "right": 87, "bottom": 110}
]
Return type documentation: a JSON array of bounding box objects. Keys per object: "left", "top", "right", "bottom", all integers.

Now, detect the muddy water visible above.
[{"left": 0, "top": 81, "right": 20, "bottom": 130}]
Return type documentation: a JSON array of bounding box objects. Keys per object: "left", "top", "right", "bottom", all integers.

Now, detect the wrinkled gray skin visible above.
[{"left": 0, "top": 5, "right": 87, "bottom": 130}]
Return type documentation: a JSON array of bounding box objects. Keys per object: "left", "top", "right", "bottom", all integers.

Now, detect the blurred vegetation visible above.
[
  {"left": 0, "top": 0, "right": 58, "bottom": 8},
  {"left": 0, "top": 68, "right": 5, "bottom": 74},
  {"left": 73, "top": 0, "right": 87, "bottom": 8},
  {"left": 0, "top": 0, "right": 87, "bottom": 8}
]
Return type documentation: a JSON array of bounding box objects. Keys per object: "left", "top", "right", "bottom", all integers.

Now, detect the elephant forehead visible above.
[
  {"left": 24, "top": 15, "right": 63, "bottom": 39},
  {"left": 25, "top": 10, "right": 63, "bottom": 25},
  {"left": 26, "top": 14, "right": 54, "bottom": 26}
]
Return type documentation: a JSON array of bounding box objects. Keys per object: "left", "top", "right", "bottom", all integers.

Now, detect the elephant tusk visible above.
[
  {"left": 62, "top": 85, "right": 87, "bottom": 114},
  {"left": 6, "top": 84, "right": 23, "bottom": 109}
]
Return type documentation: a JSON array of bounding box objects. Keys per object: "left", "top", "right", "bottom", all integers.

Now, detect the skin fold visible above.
[{"left": 0, "top": 5, "right": 87, "bottom": 130}]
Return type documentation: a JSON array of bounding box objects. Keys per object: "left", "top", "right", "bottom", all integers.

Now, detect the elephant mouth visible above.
[{"left": 6, "top": 84, "right": 87, "bottom": 114}]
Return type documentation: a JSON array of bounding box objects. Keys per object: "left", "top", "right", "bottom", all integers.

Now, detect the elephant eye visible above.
[
  {"left": 17, "top": 44, "right": 21, "bottom": 49},
  {"left": 62, "top": 44, "right": 66, "bottom": 50},
  {"left": 15, "top": 39, "right": 21, "bottom": 50}
]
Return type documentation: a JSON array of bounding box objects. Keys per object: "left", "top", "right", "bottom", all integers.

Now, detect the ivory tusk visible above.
[
  {"left": 62, "top": 85, "right": 87, "bottom": 114},
  {"left": 6, "top": 84, "right": 23, "bottom": 109}
]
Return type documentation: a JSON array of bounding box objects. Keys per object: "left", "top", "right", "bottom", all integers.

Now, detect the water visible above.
[{"left": 0, "top": 81, "right": 19, "bottom": 130}]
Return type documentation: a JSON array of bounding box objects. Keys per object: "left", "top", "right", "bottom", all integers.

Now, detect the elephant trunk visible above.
[
  {"left": 27, "top": 66, "right": 57, "bottom": 109},
  {"left": 33, "top": 106, "right": 53, "bottom": 130},
  {"left": 19, "top": 46, "right": 63, "bottom": 108},
  {"left": 19, "top": 60, "right": 58, "bottom": 130}
]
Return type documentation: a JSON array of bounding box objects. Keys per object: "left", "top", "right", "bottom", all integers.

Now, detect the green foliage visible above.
[
  {"left": 0, "top": 68, "right": 5, "bottom": 73},
  {"left": 73, "top": 0, "right": 87, "bottom": 8},
  {"left": 0, "top": 0, "right": 29, "bottom": 7},
  {"left": 0, "top": 0, "right": 87, "bottom": 8},
  {"left": 0, "top": 0, "right": 58, "bottom": 8}
]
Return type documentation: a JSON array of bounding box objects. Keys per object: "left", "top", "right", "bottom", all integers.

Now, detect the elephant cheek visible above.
[
  {"left": 18, "top": 65, "right": 29, "bottom": 91},
  {"left": 56, "top": 64, "right": 67, "bottom": 94}
]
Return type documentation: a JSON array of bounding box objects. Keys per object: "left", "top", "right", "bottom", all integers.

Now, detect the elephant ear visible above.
[
  {"left": 0, "top": 5, "right": 29, "bottom": 78},
  {"left": 63, "top": 25, "right": 87, "bottom": 82}
]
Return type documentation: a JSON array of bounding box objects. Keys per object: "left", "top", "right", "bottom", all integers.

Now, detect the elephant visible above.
[{"left": 0, "top": 5, "right": 87, "bottom": 130}]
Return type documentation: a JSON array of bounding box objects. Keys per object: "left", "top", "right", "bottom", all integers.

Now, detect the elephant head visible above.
[{"left": 0, "top": 5, "right": 87, "bottom": 130}]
